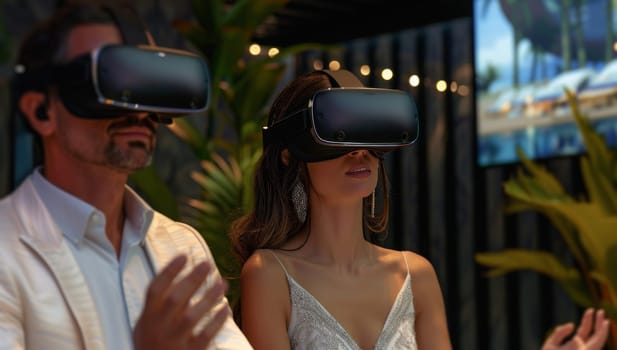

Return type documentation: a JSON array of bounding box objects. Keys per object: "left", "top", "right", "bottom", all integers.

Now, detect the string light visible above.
[
  {"left": 408, "top": 74, "right": 420, "bottom": 87},
  {"left": 381, "top": 68, "right": 393, "bottom": 81},
  {"left": 450, "top": 81, "right": 458, "bottom": 93},
  {"left": 313, "top": 59, "right": 324, "bottom": 70},
  {"left": 268, "top": 48, "right": 280, "bottom": 57},
  {"left": 249, "top": 44, "right": 261, "bottom": 56},
  {"left": 436, "top": 80, "right": 447, "bottom": 92},
  {"left": 457, "top": 85, "right": 470, "bottom": 96},
  {"left": 360, "top": 65, "right": 371, "bottom": 76},
  {"left": 329, "top": 60, "right": 341, "bottom": 71}
]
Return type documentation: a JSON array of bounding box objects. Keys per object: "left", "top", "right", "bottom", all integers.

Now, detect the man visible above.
[{"left": 0, "top": 2, "right": 252, "bottom": 349}]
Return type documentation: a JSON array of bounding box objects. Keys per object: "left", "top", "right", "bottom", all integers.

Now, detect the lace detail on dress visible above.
[{"left": 269, "top": 251, "right": 418, "bottom": 350}]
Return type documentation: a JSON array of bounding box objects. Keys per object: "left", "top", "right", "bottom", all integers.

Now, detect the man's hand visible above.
[
  {"left": 133, "top": 255, "right": 231, "bottom": 350},
  {"left": 541, "top": 308, "right": 610, "bottom": 350}
]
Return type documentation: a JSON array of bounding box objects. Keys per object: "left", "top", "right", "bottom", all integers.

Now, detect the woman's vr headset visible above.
[
  {"left": 15, "top": 44, "right": 210, "bottom": 123},
  {"left": 262, "top": 69, "right": 419, "bottom": 162}
]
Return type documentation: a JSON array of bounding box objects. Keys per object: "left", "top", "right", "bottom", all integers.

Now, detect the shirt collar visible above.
[
  {"left": 30, "top": 168, "right": 154, "bottom": 246},
  {"left": 123, "top": 186, "right": 155, "bottom": 246}
]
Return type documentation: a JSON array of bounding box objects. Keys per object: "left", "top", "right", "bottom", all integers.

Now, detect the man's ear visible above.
[
  {"left": 281, "top": 148, "right": 290, "bottom": 166},
  {"left": 19, "top": 91, "right": 54, "bottom": 136}
]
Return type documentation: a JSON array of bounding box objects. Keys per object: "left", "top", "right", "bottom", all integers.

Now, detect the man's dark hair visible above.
[
  {"left": 9, "top": 0, "right": 142, "bottom": 185},
  {"left": 13, "top": 0, "right": 149, "bottom": 98},
  {"left": 17, "top": 2, "right": 116, "bottom": 74}
]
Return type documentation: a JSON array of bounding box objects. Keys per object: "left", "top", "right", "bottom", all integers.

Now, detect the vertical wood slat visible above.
[{"left": 448, "top": 18, "right": 477, "bottom": 350}]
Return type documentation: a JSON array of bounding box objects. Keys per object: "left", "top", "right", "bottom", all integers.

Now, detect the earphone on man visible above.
[{"left": 35, "top": 103, "right": 48, "bottom": 120}]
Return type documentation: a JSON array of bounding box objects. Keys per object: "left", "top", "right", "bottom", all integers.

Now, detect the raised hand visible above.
[
  {"left": 133, "top": 255, "right": 231, "bottom": 350},
  {"left": 542, "top": 308, "right": 610, "bottom": 350}
]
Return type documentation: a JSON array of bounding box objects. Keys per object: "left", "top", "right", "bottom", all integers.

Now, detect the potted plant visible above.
[
  {"left": 129, "top": 0, "right": 333, "bottom": 308},
  {"left": 475, "top": 90, "right": 617, "bottom": 347}
]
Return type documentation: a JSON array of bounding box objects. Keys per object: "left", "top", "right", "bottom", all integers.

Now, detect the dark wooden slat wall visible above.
[{"left": 297, "top": 17, "right": 588, "bottom": 350}]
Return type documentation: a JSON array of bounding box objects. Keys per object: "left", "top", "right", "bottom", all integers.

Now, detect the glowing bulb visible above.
[
  {"left": 436, "top": 80, "right": 447, "bottom": 92},
  {"left": 249, "top": 44, "right": 261, "bottom": 56},
  {"left": 381, "top": 68, "right": 393, "bottom": 81},
  {"left": 268, "top": 47, "right": 279, "bottom": 57},
  {"left": 360, "top": 65, "right": 371, "bottom": 76},
  {"left": 313, "top": 59, "right": 324, "bottom": 70},
  {"left": 408, "top": 74, "right": 420, "bottom": 87},
  {"left": 328, "top": 60, "right": 341, "bottom": 71},
  {"left": 450, "top": 81, "right": 458, "bottom": 92}
]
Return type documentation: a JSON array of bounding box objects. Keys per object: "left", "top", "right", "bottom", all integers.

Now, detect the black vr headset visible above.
[
  {"left": 12, "top": 3, "right": 210, "bottom": 124},
  {"left": 262, "top": 69, "right": 419, "bottom": 162}
]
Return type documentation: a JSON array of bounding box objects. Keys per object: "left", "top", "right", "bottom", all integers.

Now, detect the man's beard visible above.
[
  {"left": 105, "top": 115, "right": 157, "bottom": 170},
  {"left": 105, "top": 139, "right": 154, "bottom": 170}
]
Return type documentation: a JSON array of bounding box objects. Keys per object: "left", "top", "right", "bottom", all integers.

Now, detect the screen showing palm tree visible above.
[{"left": 474, "top": 0, "right": 617, "bottom": 166}]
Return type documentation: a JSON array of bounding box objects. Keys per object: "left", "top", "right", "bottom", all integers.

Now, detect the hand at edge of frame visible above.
[{"left": 541, "top": 308, "right": 610, "bottom": 350}]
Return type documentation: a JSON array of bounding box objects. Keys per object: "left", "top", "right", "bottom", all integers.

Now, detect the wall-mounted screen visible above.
[{"left": 474, "top": 0, "right": 617, "bottom": 166}]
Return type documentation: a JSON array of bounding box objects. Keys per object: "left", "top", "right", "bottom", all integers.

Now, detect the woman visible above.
[
  {"left": 230, "top": 70, "right": 610, "bottom": 350},
  {"left": 230, "top": 70, "right": 449, "bottom": 349}
]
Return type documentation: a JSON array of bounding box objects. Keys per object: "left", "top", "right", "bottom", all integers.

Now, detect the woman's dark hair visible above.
[{"left": 229, "top": 71, "right": 390, "bottom": 267}]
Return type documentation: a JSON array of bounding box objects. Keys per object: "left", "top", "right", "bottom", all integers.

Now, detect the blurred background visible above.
[{"left": 2, "top": 0, "right": 615, "bottom": 349}]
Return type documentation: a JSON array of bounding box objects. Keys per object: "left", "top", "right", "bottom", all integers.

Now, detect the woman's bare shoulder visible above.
[
  {"left": 401, "top": 250, "right": 434, "bottom": 270},
  {"left": 398, "top": 250, "right": 445, "bottom": 307},
  {"left": 384, "top": 249, "right": 439, "bottom": 285},
  {"left": 373, "top": 246, "right": 433, "bottom": 271},
  {"left": 241, "top": 249, "right": 288, "bottom": 285}
]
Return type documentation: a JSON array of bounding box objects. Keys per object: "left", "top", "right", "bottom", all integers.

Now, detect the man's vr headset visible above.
[
  {"left": 12, "top": 3, "right": 210, "bottom": 124},
  {"left": 262, "top": 69, "right": 419, "bottom": 162},
  {"left": 14, "top": 45, "right": 210, "bottom": 123}
]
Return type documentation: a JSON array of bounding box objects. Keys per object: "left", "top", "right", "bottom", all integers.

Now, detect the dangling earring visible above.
[
  {"left": 292, "top": 181, "right": 307, "bottom": 222},
  {"left": 370, "top": 190, "right": 376, "bottom": 218}
]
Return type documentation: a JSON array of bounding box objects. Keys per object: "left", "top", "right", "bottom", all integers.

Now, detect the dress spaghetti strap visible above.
[
  {"left": 401, "top": 251, "right": 410, "bottom": 275},
  {"left": 267, "top": 250, "right": 290, "bottom": 276}
]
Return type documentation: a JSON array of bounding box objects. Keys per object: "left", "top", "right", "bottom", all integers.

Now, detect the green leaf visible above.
[
  {"left": 476, "top": 250, "right": 570, "bottom": 278},
  {"left": 560, "top": 205, "right": 617, "bottom": 270},
  {"left": 129, "top": 166, "right": 179, "bottom": 220},
  {"left": 605, "top": 245, "right": 617, "bottom": 296},
  {"left": 515, "top": 148, "right": 568, "bottom": 196},
  {"left": 211, "top": 27, "right": 250, "bottom": 82},
  {"left": 507, "top": 199, "right": 617, "bottom": 271},
  {"left": 212, "top": 153, "right": 242, "bottom": 185},
  {"left": 541, "top": 211, "right": 588, "bottom": 270},
  {"left": 567, "top": 90, "right": 614, "bottom": 174},
  {"left": 475, "top": 249, "right": 593, "bottom": 306},
  {"left": 163, "top": 0, "right": 313, "bottom": 309},
  {"left": 198, "top": 163, "right": 237, "bottom": 201},
  {"left": 232, "top": 62, "right": 286, "bottom": 128},
  {"left": 478, "top": 90, "right": 617, "bottom": 320},
  {"left": 171, "top": 21, "right": 214, "bottom": 55},
  {"left": 581, "top": 155, "right": 617, "bottom": 214},
  {"left": 194, "top": 170, "right": 237, "bottom": 208},
  {"left": 192, "top": 0, "right": 224, "bottom": 38},
  {"left": 166, "top": 118, "right": 206, "bottom": 156}
]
